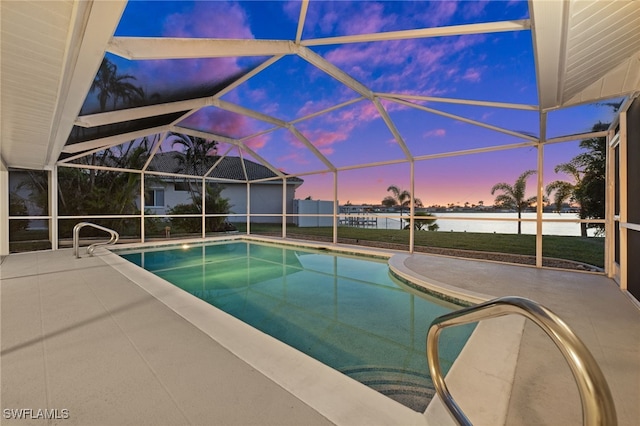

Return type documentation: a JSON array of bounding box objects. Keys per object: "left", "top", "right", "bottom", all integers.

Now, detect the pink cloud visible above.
[
  {"left": 324, "top": 34, "right": 486, "bottom": 94},
  {"left": 177, "top": 107, "right": 276, "bottom": 142},
  {"left": 127, "top": 2, "right": 256, "bottom": 97},
  {"left": 340, "top": 3, "right": 397, "bottom": 35},
  {"left": 178, "top": 108, "right": 248, "bottom": 138},
  {"left": 285, "top": 130, "right": 307, "bottom": 150},
  {"left": 326, "top": 100, "right": 380, "bottom": 126},
  {"left": 305, "top": 1, "right": 459, "bottom": 40},
  {"left": 418, "top": 1, "right": 458, "bottom": 27},
  {"left": 462, "top": 68, "right": 482, "bottom": 83},
  {"left": 260, "top": 102, "right": 281, "bottom": 117},
  {"left": 424, "top": 129, "right": 446, "bottom": 138},
  {"left": 282, "top": 1, "right": 303, "bottom": 22},
  {"left": 303, "top": 128, "right": 348, "bottom": 152},
  {"left": 277, "top": 152, "right": 310, "bottom": 165},
  {"left": 287, "top": 100, "right": 389, "bottom": 157},
  {"left": 460, "top": 1, "right": 489, "bottom": 20},
  {"left": 162, "top": 2, "right": 254, "bottom": 39},
  {"left": 319, "top": 10, "right": 340, "bottom": 35},
  {"left": 297, "top": 99, "right": 335, "bottom": 118},
  {"left": 247, "top": 88, "right": 268, "bottom": 102},
  {"left": 243, "top": 133, "right": 270, "bottom": 150}
]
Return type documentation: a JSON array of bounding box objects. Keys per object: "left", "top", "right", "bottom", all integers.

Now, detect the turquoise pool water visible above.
[{"left": 117, "top": 240, "right": 474, "bottom": 411}]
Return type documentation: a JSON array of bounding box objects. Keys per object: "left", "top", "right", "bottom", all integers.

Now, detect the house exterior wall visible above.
[
  {"left": 241, "top": 183, "right": 298, "bottom": 223},
  {"left": 140, "top": 180, "right": 299, "bottom": 224},
  {"left": 293, "top": 199, "right": 334, "bottom": 227}
]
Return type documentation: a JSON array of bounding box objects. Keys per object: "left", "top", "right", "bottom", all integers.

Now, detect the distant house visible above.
[
  {"left": 140, "top": 153, "right": 303, "bottom": 223},
  {"left": 339, "top": 204, "right": 372, "bottom": 214}
]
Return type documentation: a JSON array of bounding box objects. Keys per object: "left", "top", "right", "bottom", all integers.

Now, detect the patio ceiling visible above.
[{"left": 2, "top": 0, "right": 640, "bottom": 172}]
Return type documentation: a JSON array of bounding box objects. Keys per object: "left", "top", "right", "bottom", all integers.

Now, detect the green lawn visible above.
[
  {"left": 8, "top": 224, "right": 605, "bottom": 269},
  {"left": 240, "top": 224, "right": 605, "bottom": 268}
]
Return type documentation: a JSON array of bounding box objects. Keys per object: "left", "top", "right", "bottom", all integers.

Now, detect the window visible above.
[{"left": 144, "top": 189, "right": 165, "bottom": 207}]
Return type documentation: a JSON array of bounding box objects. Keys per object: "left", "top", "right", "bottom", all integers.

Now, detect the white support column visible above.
[
  {"left": 0, "top": 159, "right": 9, "bottom": 255},
  {"left": 409, "top": 161, "right": 415, "bottom": 253},
  {"left": 49, "top": 167, "right": 59, "bottom": 250},
  {"left": 140, "top": 173, "right": 145, "bottom": 243},
  {"left": 246, "top": 183, "right": 251, "bottom": 235},
  {"left": 536, "top": 144, "right": 544, "bottom": 268},
  {"left": 619, "top": 111, "right": 628, "bottom": 291},
  {"left": 605, "top": 132, "right": 616, "bottom": 277},
  {"left": 536, "top": 111, "right": 547, "bottom": 268},
  {"left": 282, "top": 178, "right": 287, "bottom": 239},
  {"left": 333, "top": 172, "right": 338, "bottom": 244},
  {"left": 202, "top": 176, "right": 206, "bottom": 239}
]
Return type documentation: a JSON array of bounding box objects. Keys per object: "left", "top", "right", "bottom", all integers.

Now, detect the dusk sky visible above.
[{"left": 88, "top": 1, "right": 620, "bottom": 206}]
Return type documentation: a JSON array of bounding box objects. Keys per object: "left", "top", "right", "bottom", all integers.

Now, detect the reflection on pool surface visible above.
[{"left": 118, "top": 240, "right": 474, "bottom": 411}]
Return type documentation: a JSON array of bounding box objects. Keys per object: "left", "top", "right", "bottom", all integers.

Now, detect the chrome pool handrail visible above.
[
  {"left": 426, "top": 296, "right": 616, "bottom": 426},
  {"left": 72, "top": 222, "right": 119, "bottom": 258}
]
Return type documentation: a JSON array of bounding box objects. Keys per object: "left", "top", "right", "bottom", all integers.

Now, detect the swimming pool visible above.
[{"left": 117, "top": 240, "right": 474, "bottom": 412}]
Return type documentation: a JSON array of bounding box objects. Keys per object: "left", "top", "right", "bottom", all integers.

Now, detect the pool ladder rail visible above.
[
  {"left": 72, "top": 222, "right": 119, "bottom": 258},
  {"left": 427, "top": 296, "right": 616, "bottom": 426}
]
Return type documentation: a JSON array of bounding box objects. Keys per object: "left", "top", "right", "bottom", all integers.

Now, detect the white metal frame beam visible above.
[
  {"left": 373, "top": 97, "right": 412, "bottom": 160},
  {"left": 389, "top": 98, "right": 539, "bottom": 141},
  {"left": 297, "top": 46, "right": 373, "bottom": 99},
  {"left": 235, "top": 144, "right": 286, "bottom": 180},
  {"left": 173, "top": 126, "right": 240, "bottom": 145},
  {"left": 288, "top": 125, "right": 337, "bottom": 172},
  {"left": 61, "top": 126, "right": 168, "bottom": 154},
  {"left": 211, "top": 99, "right": 288, "bottom": 127},
  {"left": 108, "top": 37, "right": 297, "bottom": 60},
  {"left": 290, "top": 97, "right": 365, "bottom": 124},
  {"left": 215, "top": 55, "right": 284, "bottom": 99},
  {"left": 75, "top": 98, "right": 211, "bottom": 128},
  {"left": 302, "top": 20, "right": 530, "bottom": 46},
  {"left": 377, "top": 93, "right": 538, "bottom": 111},
  {"left": 295, "top": 0, "right": 309, "bottom": 44}
]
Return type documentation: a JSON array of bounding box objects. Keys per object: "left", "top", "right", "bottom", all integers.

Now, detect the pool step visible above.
[{"left": 341, "top": 366, "right": 435, "bottom": 412}]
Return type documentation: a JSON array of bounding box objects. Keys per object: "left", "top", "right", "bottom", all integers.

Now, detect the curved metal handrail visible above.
[
  {"left": 426, "top": 296, "right": 616, "bottom": 426},
  {"left": 73, "top": 222, "right": 119, "bottom": 258}
]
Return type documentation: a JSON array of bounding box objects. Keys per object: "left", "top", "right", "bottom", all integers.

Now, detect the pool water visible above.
[{"left": 118, "top": 241, "right": 474, "bottom": 412}]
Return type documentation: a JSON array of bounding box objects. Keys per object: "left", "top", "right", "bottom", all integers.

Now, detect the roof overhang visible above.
[
  {"left": 1, "top": 0, "right": 126, "bottom": 170},
  {"left": 530, "top": 0, "right": 640, "bottom": 111}
]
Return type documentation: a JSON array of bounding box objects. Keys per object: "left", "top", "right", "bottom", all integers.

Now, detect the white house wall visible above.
[
  {"left": 293, "top": 199, "right": 334, "bottom": 227},
  {"left": 141, "top": 180, "right": 299, "bottom": 224}
]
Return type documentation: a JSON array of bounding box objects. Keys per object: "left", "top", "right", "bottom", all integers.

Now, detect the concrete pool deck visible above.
[{"left": 1, "top": 239, "right": 638, "bottom": 425}]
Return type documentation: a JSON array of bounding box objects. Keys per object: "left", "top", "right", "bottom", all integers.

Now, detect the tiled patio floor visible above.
[{"left": 1, "top": 243, "right": 638, "bottom": 425}]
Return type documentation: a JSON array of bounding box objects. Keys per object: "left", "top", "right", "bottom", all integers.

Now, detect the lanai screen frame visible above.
[{"left": 4, "top": 2, "right": 636, "bottom": 283}]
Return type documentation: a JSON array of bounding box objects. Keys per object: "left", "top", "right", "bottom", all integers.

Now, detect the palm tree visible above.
[
  {"left": 90, "top": 58, "right": 143, "bottom": 112},
  {"left": 90, "top": 59, "right": 117, "bottom": 112},
  {"left": 382, "top": 185, "right": 422, "bottom": 229},
  {"left": 545, "top": 161, "right": 581, "bottom": 217},
  {"left": 491, "top": 170, "right": 538, "bottom": 235},
  {"left": 167, "top": 134, "right": 231, "bottom": 231},
  {"left": 545, "top": 123, "right": 608, "bottom": 237},
  {"left": 411, "top": 211, "right": 437, "bottom": 231},
  {"left": 169, "top": 134, "right": 218, "bottom": 200}
]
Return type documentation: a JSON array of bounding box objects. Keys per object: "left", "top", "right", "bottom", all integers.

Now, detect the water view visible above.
[{"left": 341, "top": 212, "right": 602, "bottom": 237}]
